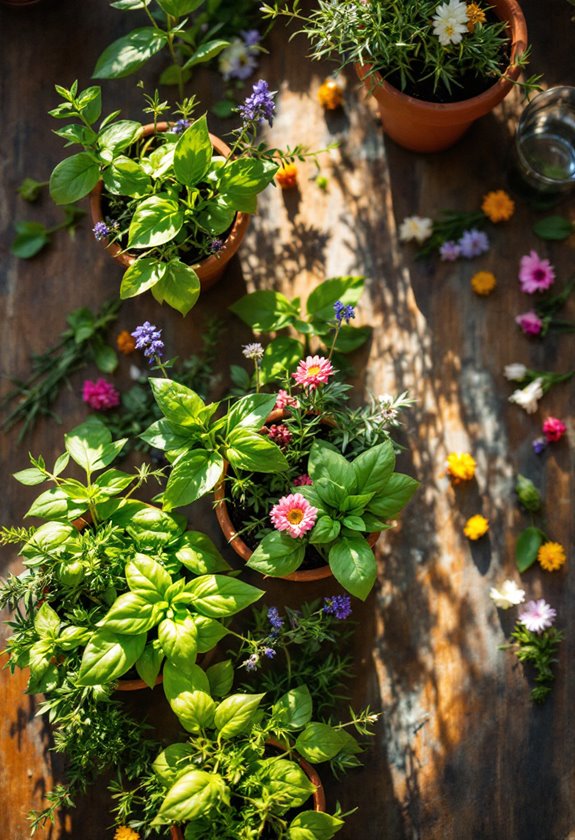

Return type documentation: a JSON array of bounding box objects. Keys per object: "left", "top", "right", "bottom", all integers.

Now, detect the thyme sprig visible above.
[{"left": 504, "top": 623, "right": 565, "bottom": 703}]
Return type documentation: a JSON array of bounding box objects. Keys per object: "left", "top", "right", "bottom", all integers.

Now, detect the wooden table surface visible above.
[{"left": 1, "top": 1, "right": 574, "bottom": 838}]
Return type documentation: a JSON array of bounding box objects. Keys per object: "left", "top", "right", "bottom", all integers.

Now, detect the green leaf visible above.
[
  {"left": 34, "top": 602, "right": 61, "bottom": 639},
  {"left": 226, "top": 428, "right": 289, "bottom": 473},
  {"left": 329, "top": 536, "right": 377, "bottom": 601},
  {"left": 259, "top": 337, "right": 304, "bottom": 385},
  {"left": 164, "top": 450, "right": 224, "bottom": 510},
  {"left": 92, "top": 340, "right": 118, "bottom": 374},
  {"left": 11, "top": 222, "right": 49, "bottom": 259},
  {"left": 93, "top": 27, "right": 167, "bottom": 79},
  {"left": 192, "top": 615, "right": 229, "bottom": 653},
  {"left": 49, "top": 153, "right": 100, "bottom": 204},
  {"left": 308, "top": 440, "right": 356, "bottom": 490},
  {"left": 289, "top": 811, "right": 344, "bottom": 839},
  {"left": 259, "top": 759, "right": 315, "bottom": 810},
  {"left": 533, "top": 215, "right": 574, "bottom": 241},
  {"left": 206, "top": 659, "right": 233, "bottom": 698},
  {"left": 295, "top": 722, "right": 348, "bottom": 763},
  {"left": 196, "top": 196, "right": 235, "bottom": 236},
  {"left": 103, "top": 155, "right": 151, "bottom": 197},
  {"left": 226, "top": 392, "right": 278, "bottom": 432},
  {"left": 332, "top": 324, "right": 371, "bottom": 354},
  {"left": 25, "top": 487, "right": 83, "bottom": 520},
  {"left": 139, "top": 418, "right": 194, "bottom": 453},
  {"left": 98, "top": 592, "right": 160, "bottom": 634},
  {"left": 176, "top": 531, "right": 231, "bottom": 575},
  {"left": 121, "top": 257, "right": 166, "bottom": 298},
  {"left": 126, "top": 553, "right": 172, "bottom": 599},
  {"left": 152, "top": 770, "right": 226, "bottom": 826},
  {"left": 247, "top": 531, "right": 307, "bottom": 577},
  {"left": 94, "top": 468, "right": 133, "bottom": 497},
  {"left": 183, "top": 39, "right": 230, "bottom": 70},
  {"left": 308, "top": 515, "right": 340, "bottom": 545},
  {"left": 173, "top": 116, "right": 213, "bottom": 187},
  {"left": 163, "top": 659, "right": 209, "bottom": 702},
  {"left": 516, "top": 526, "right": 545, "bottom": 572},
  {"left": 136, "top": 643, "right": 164, "bottom": 687},
  {"left": 149, "top": 378, "right": 206, "bottom": 426},
  {"left": 128, "top": 194, "right": 184, "bottom": 249},
  {"left": 351, "top": 441, "right": 396, "bottom": 495},
  {"left": 157, "top": 0, "right": 203, "bottom": 14},
  {"left": 64, "top": 417, "right": 126, "bottom": 472},
  {"left": 152, "top": 259, "right": 200, "bottom": 317},
  {"left": 229, "top": 289, "right": 297, "bottom": 331},
  {"left": 272, "top": 685, "right": 313, "bottom": 730},
  {"left": 306, "top": 275, "right": 364, "bottom": 320},
  {"left": 174, "top": 689, "right": 217, "bottom": 733},
  {"left": 186, "top": 574, "right": 263, "bottom": 617},
  {"left": 23, "top": 521, "right": 76, "bottom": 555},
  {"left": 153, "top": 743, "right": 194, "bottom": 787},
  {"left": 13, "top": 466, "right": 46, "bottom": 486},
  {"left": 98, "top": 120, "right": 141, "bottom": 153},
  {"left": 213, "top": 693, "right": 265, "bottom": 738},
  {"left": 158, "top": 615, "right": 198, "bottom": 669},
  {"left": 368, "top": 473, "right": 419, "bottom": 520},
  {"left": 76, "top": 85, "right": 102, "bottom": 124},
  {"left": 219, "top": 158, "right": 278, "bottom": 209},
  {"left": 78, "top": 628, "right": 147, "bottom": 685}
]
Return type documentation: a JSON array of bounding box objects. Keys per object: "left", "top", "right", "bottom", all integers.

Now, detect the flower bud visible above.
[{"left": 515, "top": 474, "right": 542, "bottom": 512}]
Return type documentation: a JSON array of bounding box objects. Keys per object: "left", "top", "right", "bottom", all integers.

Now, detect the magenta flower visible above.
[
  {"left": 274, "top": 389, "right": 299, "bottom": 411},
  {"left": 519, "top": 250, "right": 556, "bottom": 294},
  {"left": 542, "top": 416, "right": 567, "bottom": 443},
  {"left": 82, "top": 378, "right": 120, "bottom": 411},
  {"left": 519, "top": 599, "right": 556, "bottom": 634},
  {"left": 293, "top": 473, "right": 313, "bottom": 486},
  {"left": 439, "top": 240, "right": 461, "bottom": 261},
  {"left": 265, "top": 423, "right": 292, "bottom": 448},
  {"left": 270, "top": 493, "right": 318, "bottom": 538},
  {"left": 292, "top": 355, "right": 334, "bottom": 390},
  {"left": 515, "top": 311, "right": 543, "bottom": 336}
]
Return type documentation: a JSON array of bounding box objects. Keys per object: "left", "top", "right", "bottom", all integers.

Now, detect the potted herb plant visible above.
[
  {"left": 111, "top": 682, "right": 375, "bottom": 838},
  {"left": 48, "top": 81, "right": 317, "bottom": 314},
  {"left": 263, "top": 0, "right": 532, "bottom": 152}
]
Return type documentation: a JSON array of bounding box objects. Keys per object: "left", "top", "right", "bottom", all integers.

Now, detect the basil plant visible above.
[{"left": 48, "top": 82, "right": 282, "bottom": 315}]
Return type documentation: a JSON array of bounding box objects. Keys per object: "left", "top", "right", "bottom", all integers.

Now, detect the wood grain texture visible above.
[{"left": 0, "top": 0, "right": 574, "bottom": 837}]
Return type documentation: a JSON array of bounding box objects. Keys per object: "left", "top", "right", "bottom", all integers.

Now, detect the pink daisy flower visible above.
[
  {"left": 519, "top": 599, "right": 556, "bottom": 634},
  {"left": 542, "top": 417, "right": 567, "bottom": 443},
  {"left": 519, "top": 250, "right": 556, "bottom": 294},
  {"left": 515, "top": 311, "right": 543, "bottom": 336},
  {"left": 293, "top": 473, "right": 313, "bottom": 486},
  {"left": 82, "top": 378, "right": 120, "bottom": 411},
  {"left": 292, "top": 356, "right": 334, "bottom": 390},
  {"left": 270, "top": 493, "right": 318, "bottom": 539},
  {"left": 274, "top": 389, "right": 299, "bottom": 411}
]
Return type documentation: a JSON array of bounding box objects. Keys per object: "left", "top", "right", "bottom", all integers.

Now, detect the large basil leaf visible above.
[
  {"left": 259, "top": 337, "right": 304, "bottom": 385},
  {"left": 93, "top": 27, "right": 168, "bottom": 79},
  {"left": 308, "top": 515, "right": 340, "bottom": 545},
  {"left": 186, "top": 574, "right": 263, "bottom": 617},
  {"left": 126, "top": 553, "right": 172, "bottom": 599},
  {"left": 247, "top": 531, "right": 306, "bottom": 577},
  {"left": 272, "top": 685, "right": 313, "bottom": 731},
  {"left": 157, "top": 0, "right": 203, "bottom": 14},
  {"left": 64, "top": 417, "right": 126, "bottom": 472},
  {"left": 182, "top": 38, "right": 230, "bottom": 70},
  {"left": 205, "top": 659, "right": 234, "bottom": 698},
  {"left": 153, "top": 743, "right": 194, "bottom": 787},
  {"left": 173, "top": 116, "right": 212, "bottom": 187},
  {"left": 103, "top": 156, "right": 150, "bottom": 197},
  {"left": 128, "top": 194, "right": 184, "bottom": 249},
  {"left": 226, "top": 428, "right": 289, "bottom": 473},
  {"left": 158, "top": 615, "right": 198, "bottom": 669},
  {"left": 135, "top": 643, "right": 164, "bottom": 688},
  {"left": 34, "top": 602, "right": 61, "bottom": 638},
  {"left": 78, "top": 628, "right": 147, "bottom": 685},
  {"left": 213, "top": 693, "right": 265, "bottom": 738},
  {"left": 295, "top": 722, "right": 349, "bottom": 763},
  {"left": 98, "top": 592, "right": 160, "bottom": 634},
  {"left": 196, "top": 196, "right": 235, "bottom": 235},
  {"left": 175, "top": 531, "right": 231, "bottom": 575},
  {"left": 164, "top": 450, "right": 224, "bottom": 510},
  {"left": 328, "top": 536, "right": 377, "bottom": 601},
  {"left": 98, "top": 120, "right": 142, "bottom": 154},
  {"left": 152, "top": 770, "right": 226, "bottom": 826},
  {"left": 149, "top": 378, "right": 206, "bottom": 426},
  {"left": 151, "top": 259, "right": 201, "bottom": 317},
  {"left": 351, "top": 441, "right": 396, "bottom": 495},
  {"left": 306, "top": 275, "right": 364, "bottom": 321},
  {"left": 163, "top": 659, "right": 209, "bottom": 701},
  {"left": 229, "top": 289, "right": 297, "bottom": 332},
  {"left": 367, "top": 473, "right": 419, "bottom": 519},
  {"left": 49, "top": 152, "right": 100, "bottom": 204},
  {"left": 259, "top": 759, "right": 315, "bottom": 811},
  {"left": 289, "top": 811, "right": 344, "bottom": 839},
  {"left": 226, "top": 392, "right": 277, "bottom": 432},
  {"left": 120, "top": 258, "right": 166, "bottom": 299},
  {"left": 191, "top": 615, "right": 229, "bottom": 653},
  {"left": 173, "top": 689, "right": 217, "bottom": 733},
  {"left": 219, "top": 158, "right": 278, "bottom": 210},
  {"left": 308, "top": 440, "right": 356, "bottom": 491}
]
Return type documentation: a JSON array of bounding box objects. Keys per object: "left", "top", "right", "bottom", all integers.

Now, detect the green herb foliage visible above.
[{"left": 506, "top": 624, "right": 565, "bottom": 703}]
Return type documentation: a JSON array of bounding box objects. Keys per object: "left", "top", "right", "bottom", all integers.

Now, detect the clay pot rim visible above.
[
  {"left": 89, "top": 121, "right": 250, "bottom": 276},
  {"left": 355, "top": 0, "right": 528, "bottom": 123},
  {"left": 214, "top": 408, "right": 380, "bottom": 582}
]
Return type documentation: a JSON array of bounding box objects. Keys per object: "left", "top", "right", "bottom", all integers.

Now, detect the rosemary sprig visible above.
[{"left": 504, "top": 623, "right": 565, "bottom": 703}]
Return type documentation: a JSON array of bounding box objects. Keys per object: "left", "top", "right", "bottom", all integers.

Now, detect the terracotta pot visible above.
[
  {"left": 168, "top": 737, "right": 325, "bottom": 839},
  {"left": 89, "top": 121, "right": 250, "bottom": 292},
  {"left": 214, "top": 409, "right": 380, "bottom": 583},
  {"left": 355, "top": 0, "right": 528, "bottom": 152},
  {"left": 116, "top": 674, "right": 163, "bottom": 692}
]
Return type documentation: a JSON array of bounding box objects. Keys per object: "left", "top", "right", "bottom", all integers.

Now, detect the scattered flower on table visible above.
[
  {"left": 458, "top": 228, "right": 490, "bottom": 258},
  {"left": 292, "top": 355, "right": 334, "bottom": 389},
  {"left": 518, "top": 599, "right": 557, "bottom": 634},
  {"left": 399, "top": 215, "right": 433, "bottom": 244},
  {"left": 508, "top": 378, "right": 544, "bottom": 414},
  {"left": 238, "top": 79, "right": 276, "bottom": 126},
  {"left": 270, "top": 492, "right": 318, "bottom": 538},
  {"left": 481, "top": 190, "right": 514, "bottom": 222},
  {"left": 489, "top": 579, "right": 525, "bottom": 609},
  {"left": 538, "top": 541, "right": 567, "bottom": 572},
  {"left": 114, "top": 828, "right": 140, "bottom": 840},
  {"left": 439, "top": 240, "right": 461, "bottom": 261},
  {"left": 504, "top": 363, "right": 528, "bottom": 382},
  {"left": 432, "top": 0, "right": 468, "bottom": 46},
  {"left": 323, "top": 595, "right": 352, "bottom": 620},
  {"left": 446, "top": 451, "right": 476, "bottom": 483},
  {"left": 542, "top": 416, "right": 567, "bottom": 443},
  {"left": 463, "top": 514, "right": 489, "bottom": 540},
  {"left": 317, "top": 77, "right": 344, "bottom": 110},
  {"left": 275, "top": 162, "right": 298, "bottom": 189},
  {"left": 333, "top": 301, "right": 355, "bottom": 324},
  {"left": 515, "top": 474, "right": 542, "bottom": 512},
  {"left": 515, "top": 310, "right": 543, "bottom": 336},
  {"left": 293, "top": 473, "right": 313, "bottom": 486},
  {"left": 82, "top": 378, "right": 120, "bottom": 411},
  {"left": 519, "top": 250, "right": 556, "bottom": 294},
  {"left": 170, "top": 118, "right": 191, "bottom": 134},
  {"left": 532, "top": 436, "right": 547, "bottom": 455},
  {"left": 116, "top": 330, "right": 136, "bottom": 354},
  {"left": 242, "top": 342, "right": 264, "bottom": 361},
  {"left": 471, "top": 271, "right": 496, "bottom": 295},
  {"left": 267, "top": 606, "right": 284, "bottom": 633},
  {"left": 275, "top": 389, "right": 299, "bottom": 410},
  {"left": 131, "top": 322, "right": 165, "bottom": 363}
]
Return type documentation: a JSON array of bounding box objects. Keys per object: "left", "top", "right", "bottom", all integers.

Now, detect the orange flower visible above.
[
  {"left": 481, "top": 190, "right": 515, "bottom": 223},
  {"left": 446, "top": 452, "right": 476, "bottom": 483},
  {"left": 463, "top": 514, "right": 489, "bottom": 540},
  {"left": 466, "top": 3, "right": 486, "bottom": 31},
  {"left": 116, "top": 330, "right": 136, "bottom": 354},
  {"left": 317, "top": 79, "right": 344, "bottom": 110},
  {"left": 276, "top": 163, "right": 298, "bottom": 190},
  {"left": 471, "top": 271, "right": 496, "bottom": 296},
  {"left": 114, "top": 828, "right": 140, "bottom": 840},
  {"left": 537, "top": 542, "right": 567, "bottom": 572}
]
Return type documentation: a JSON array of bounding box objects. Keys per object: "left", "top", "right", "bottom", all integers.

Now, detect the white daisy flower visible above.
[
  {"left": 399, "top": 215, "right": 433, "bottom": 244},
  {"left": 508, "top": 378, "right": 544, "bottom": 414},
  {"left": 489, "top": 579, "right": 526, "bottom": 610},
  {"left": 432, "top": 0, "right": 469, "bottom": 46},
  {"left": 504, "top": 363, "right": 528, "bottom": 382}
]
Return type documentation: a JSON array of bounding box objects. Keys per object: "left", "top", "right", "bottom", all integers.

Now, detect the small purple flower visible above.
[
  {"left": 458, "top": 229, "right": 490, "bottom": 259},
  {"left": 262, "top": 646, "right": 276, "bottom": 659},
  {"left": 323, "top": 595, "right": 352, "bottom": 620},
  {"left": 131, "top": 321, "right": 165, "bottom": 363},
  {"left": 241, "top": 29, "right": 260, "bottom": 47},
  {"left": 93, "top": 221, "right": 110, "bottom": 241},
  {"left": 439, "top": 240, "right": 461, "bottom": 261},
  {"left": 238, "top": 80, "right": 276, "bottom": 127},
  {"left": 243, "top": 654, "right": 259, "bottom": 672},
  {"left": 268, "top": 606, "right": 284, "bottom": 633},
  {"left": 334, "top": 301, "right": 355, "bottom": 324},
  {"left": 532, "top": 436, "right": 547, "bottom": 455},
  {"left": 171, "top": 119, "right": 191, "bottom": 134},
  {"left": 210, "top": 238, "right": 224, "bottom": 253}
]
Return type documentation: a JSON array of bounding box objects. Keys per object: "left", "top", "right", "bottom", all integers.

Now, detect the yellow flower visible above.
[
  {"left": 471, "top": 271, "right": 496, "bottom": 296},
  {"left": 466, "top": 3, "right": 487, "bottom": 31},
  {"left": 318, "top": 79, "right": 344, "bottom": 110},
  {"left": 537, "top": 541, "right": 567, "bottom": 572},
  {"left": 446, "top": 452, "right": 476, "bottom": 483},
  {"left": 276, "top": 163, "right": 298, "bottom": 190},
  {"left": 481, "top": 190, "right": 515, "bottom": 223},
  {"left": 114, "top": 828, "right": 140, "bottom": 840},
  {"left": 116, "top": 330, "right": 136, "bottom": 354},
  {"left": 463, "top": 514, "right": 489, "bottom": 540}
]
